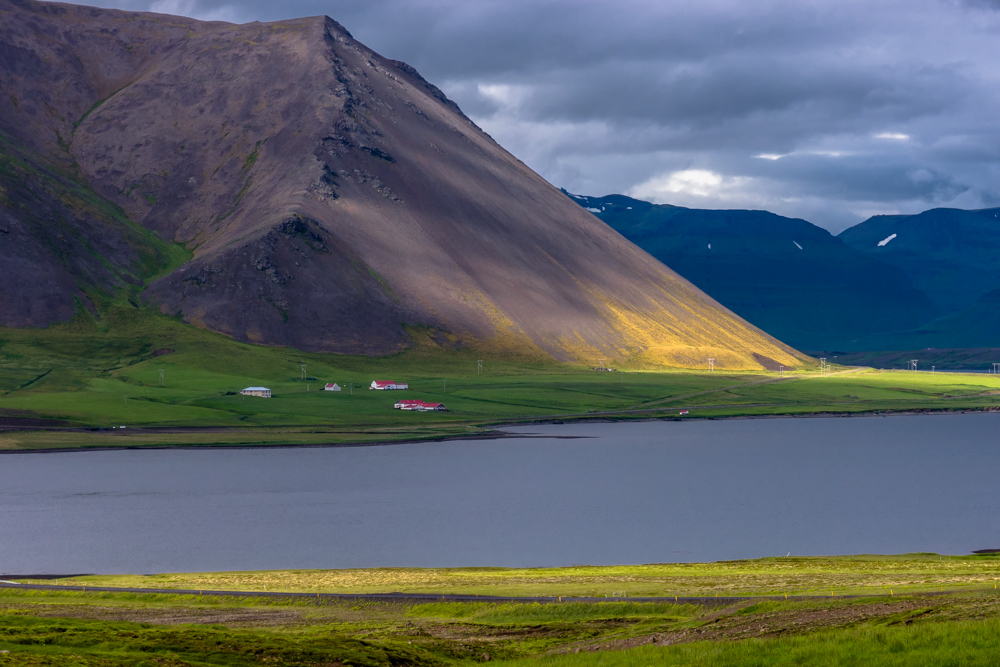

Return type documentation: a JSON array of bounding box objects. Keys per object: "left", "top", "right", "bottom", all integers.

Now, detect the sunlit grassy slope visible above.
[{"left": 0, "top": 306, "right": 998, "bottom": 450}]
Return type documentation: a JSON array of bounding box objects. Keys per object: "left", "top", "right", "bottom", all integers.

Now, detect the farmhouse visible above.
[
  {"left": 240, "top": 387, "right": 271, "bottom": 398},
  {"left": 394, "top": 399, "right": 447, "bottom": 411},
  {"left": 324, "top": 383, "right": 341, "bottom": 391},
  {"left": 371, "top": 380, "right": 408, "bottom": 390}
]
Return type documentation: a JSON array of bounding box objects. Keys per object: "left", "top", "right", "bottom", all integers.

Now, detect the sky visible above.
[{"left": 61, "top": 0, "right": 1000, "bottom": 232}]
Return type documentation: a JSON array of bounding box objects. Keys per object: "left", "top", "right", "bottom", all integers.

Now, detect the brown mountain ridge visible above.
[{"left": 0, "top": 0, "right": 806, "bottom": 369}]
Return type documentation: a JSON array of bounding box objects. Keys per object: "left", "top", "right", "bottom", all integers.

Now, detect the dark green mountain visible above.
[
  {"left": 838, "top": 208, "right": 1000, "bottom": 314},
  {"left": 568, "top": 192, "right": 935, "bottom": 351},
  {"left": 852, "top": 289, "right": 1000, "bottom": 350}
]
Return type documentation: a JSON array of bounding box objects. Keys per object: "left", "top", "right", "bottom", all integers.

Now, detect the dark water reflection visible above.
[{"left": 2, "top": 413, "right": 999, "bottom": 574}]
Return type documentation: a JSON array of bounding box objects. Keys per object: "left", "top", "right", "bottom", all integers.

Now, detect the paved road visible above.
[{"left": 0, "top": 581, "right": 936, "bottom": 604}]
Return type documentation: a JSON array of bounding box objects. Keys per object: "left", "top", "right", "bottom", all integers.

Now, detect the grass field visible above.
[
  {"left": 47, "top": 553, "right": 1000, "bottom": 598},
  {"left": 1, "top": 306, "right": 999, "bottom": 450},
  {"left": 6, "top": 562, "right": 1000, "bottom": 665}
]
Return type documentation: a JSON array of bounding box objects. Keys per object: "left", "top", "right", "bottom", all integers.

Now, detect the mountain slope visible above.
[
  {"left": 0, "top": 129, "right": 185, "bottom": 326},
  {"left": 853, "top": 289, "right": 1000, "bottom": 350},
  {"left": 839, "top": 208, "right": 1000, "bottom": 314},
  {"left": 569, "top": 193, "right": 935, "bottom": 351},
  {"left": 0, "top": 0, "right": 805, "bottom": 370}
]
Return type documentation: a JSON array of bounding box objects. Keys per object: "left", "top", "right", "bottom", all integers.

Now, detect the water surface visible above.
[{"left": 2, "top": 413, "right": 999, "bottom": 573}]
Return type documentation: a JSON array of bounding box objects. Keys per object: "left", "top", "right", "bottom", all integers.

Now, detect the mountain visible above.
[
  {"left": 838, "top": 207, "right": 1000, "bottom": 314},
  {"left": 852, "top": 288, "right": 1000, "bottom": 351},
  {"left": 567, "top": 193, "right": 935, "bottom": 351},
  {"left": 0, "top": 0, "right": 805, "bottom": 370}
]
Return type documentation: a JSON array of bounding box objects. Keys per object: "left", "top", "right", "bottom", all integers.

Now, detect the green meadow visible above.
[
  {"left": 0, "top": 305, "right": 998, "bottom": 450},
  {"left": 7, "top": 558, "right": 1000, "bottom": 666}
]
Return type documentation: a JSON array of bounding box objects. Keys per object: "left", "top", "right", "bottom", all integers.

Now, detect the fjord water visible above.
[{"left": 2, "top": 414, "right": 1000, "bottom": 574}]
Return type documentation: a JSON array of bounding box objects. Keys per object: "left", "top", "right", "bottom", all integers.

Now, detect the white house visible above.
[
  {"left": 371, "top": 380, "right": 408, "bottom": 390},
  {"left": 394, "top": 399, "right": 447, "bottom": 411},
  {"left": 324, "top": 383, "right": 341, "bottom": 392},
  {"left": 240, "top": 387, "right": 271, "bottom": 398}
]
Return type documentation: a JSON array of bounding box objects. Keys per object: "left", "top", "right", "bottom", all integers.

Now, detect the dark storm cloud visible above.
[{"left": 61, "top": 0, "right": 1000, "bottom": 231}]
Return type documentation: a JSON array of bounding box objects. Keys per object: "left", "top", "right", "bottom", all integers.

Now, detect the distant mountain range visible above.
[
  {"left": 569, "top": 192, "right": 1000, "bottom": 354},
  {"left": 0, "top": 0, "right": 805, "bottom": 371}
]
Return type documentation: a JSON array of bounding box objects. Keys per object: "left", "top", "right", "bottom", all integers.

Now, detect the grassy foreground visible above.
[
  {"left": 6, "top": 557, "right": 1000, "bottom": 665},
  {"left": 1, "top": 306, "right": 999, "bottom": 450}
]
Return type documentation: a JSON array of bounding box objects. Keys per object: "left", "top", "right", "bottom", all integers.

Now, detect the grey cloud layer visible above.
[{"left": 68, "top": 0, "right": 1000, "bottom": 231}]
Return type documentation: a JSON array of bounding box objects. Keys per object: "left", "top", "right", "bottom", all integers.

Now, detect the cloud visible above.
[
  {"left": 632, "top": 169, "right": 732, "bottom": 200},
  {"left": 52, "top": 0, "right": 1000, "bottom": 231}
]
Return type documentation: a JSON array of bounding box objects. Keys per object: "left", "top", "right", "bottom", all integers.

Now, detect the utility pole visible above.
[
  {"left": 708, "top": 358, "right": 715, "bottom": 373},
  {"left": 300, "top": 363, "right": 307, "bottom": 381},
  {"left": 159, "top": 369, "right": 165, "bottom": 387},
  {"left": 820, "top": 358, "right": 827, "bottom": 373},
  {"left": 477, "top": 360, "right": 483, "bottom": 375},
  {"left": 910, "top": 359, "right": 918, "bottom": 371},
  {"left": 598, "top": 358, "right": 605, "bottom": 371},
  {"left": 779, "top": 365, "right": 784, "bottom": 376}
]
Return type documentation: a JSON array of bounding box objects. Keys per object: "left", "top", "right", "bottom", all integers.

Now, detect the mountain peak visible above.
[{"left": 0, "top": 0, "right": 805, "bottom": 369}]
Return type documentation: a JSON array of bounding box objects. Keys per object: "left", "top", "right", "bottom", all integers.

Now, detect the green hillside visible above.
[
  {"left": 568, "top": 193, "right": 934, "bottom": 351},
  {"left": 3, "top": 299, "right": 1000, "bottom": 450}
]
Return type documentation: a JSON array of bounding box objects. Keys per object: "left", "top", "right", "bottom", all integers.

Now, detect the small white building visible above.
[
  {"left": 371, "top": 380, "right": 408, "bottom": 390},
  {"left": 394, "top": 399, "right": 446, "bottom": 411},
  {"left": 240, "top": 387, "right": 271, "bottom": 398},
  {"left": 324, "top": 383, "right": 341, "bottom": 392}
]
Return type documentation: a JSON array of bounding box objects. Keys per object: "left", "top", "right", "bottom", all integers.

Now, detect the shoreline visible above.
[{"left": 1, "top": 405, "right": 997, "bottom": 455}]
